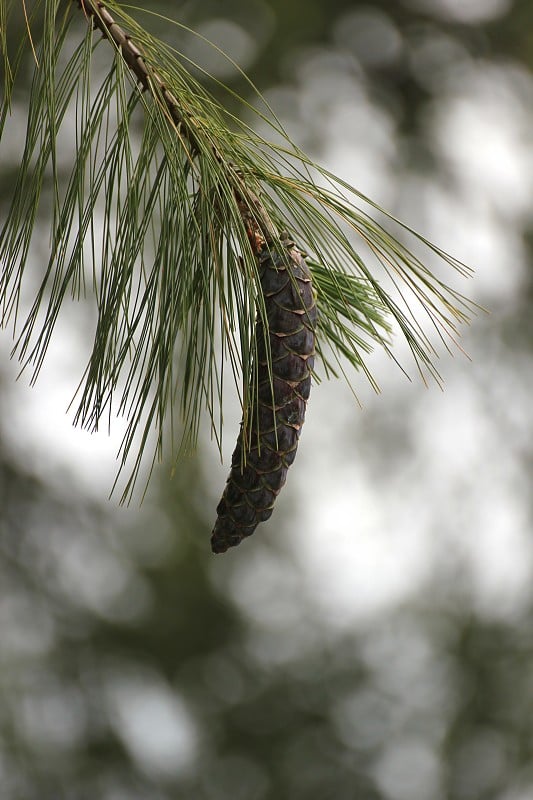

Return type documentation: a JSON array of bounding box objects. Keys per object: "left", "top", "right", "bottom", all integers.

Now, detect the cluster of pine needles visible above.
[{"left": 0, "top": 1, "right": 475, "bottom": 499}]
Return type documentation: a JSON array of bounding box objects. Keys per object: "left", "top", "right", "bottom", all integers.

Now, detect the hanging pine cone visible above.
[{"left": 211, "top": 236, "right": 317, "bottom": 553}]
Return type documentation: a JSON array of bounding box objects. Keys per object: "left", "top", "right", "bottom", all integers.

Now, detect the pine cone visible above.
[{"left": 211, "top": 239, "right": 317, "bottom": 553}]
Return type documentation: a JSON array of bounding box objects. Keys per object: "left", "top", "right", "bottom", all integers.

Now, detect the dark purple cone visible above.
[{"left": 211, "top": 239, "right": 317, "bottom": 553}]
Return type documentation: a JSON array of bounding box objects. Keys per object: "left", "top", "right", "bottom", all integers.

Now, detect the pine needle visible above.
[{"left": 0, "top": 0, "right": 477, "bottom": 497}]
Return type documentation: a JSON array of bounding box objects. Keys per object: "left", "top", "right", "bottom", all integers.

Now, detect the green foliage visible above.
[{"left": 0, "top": 0, "right": 474, "bottom": 495}]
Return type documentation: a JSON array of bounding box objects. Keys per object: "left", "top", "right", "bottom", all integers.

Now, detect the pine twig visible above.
[
  {"left": 0, "top": 2, "right": 475, "bottom": 548},
  {"left": 74, "top": 0, "right": 278, "bottom": 243},
  {"left": 74, "top": 0, "right": 317, "bottom": 552}
]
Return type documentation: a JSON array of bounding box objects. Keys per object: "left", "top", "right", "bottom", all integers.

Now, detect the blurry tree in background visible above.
[{"left": 1, "top": 1, "right": 533, "bottom": 799}]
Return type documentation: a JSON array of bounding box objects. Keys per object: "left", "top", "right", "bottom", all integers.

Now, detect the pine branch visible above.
[
  {"left": 75, "top": 1, "right": 202, "bottom": 150},
  {"left": 74, "top": 1, "right": 283, "bottom": 244},
  {"left": 0, "top": 1, "right": 477, "bottom": 542}
]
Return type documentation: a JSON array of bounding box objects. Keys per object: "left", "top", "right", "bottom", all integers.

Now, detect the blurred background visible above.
[{"left": 1, "top": 0, "right": 533, "bottom": 798}]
